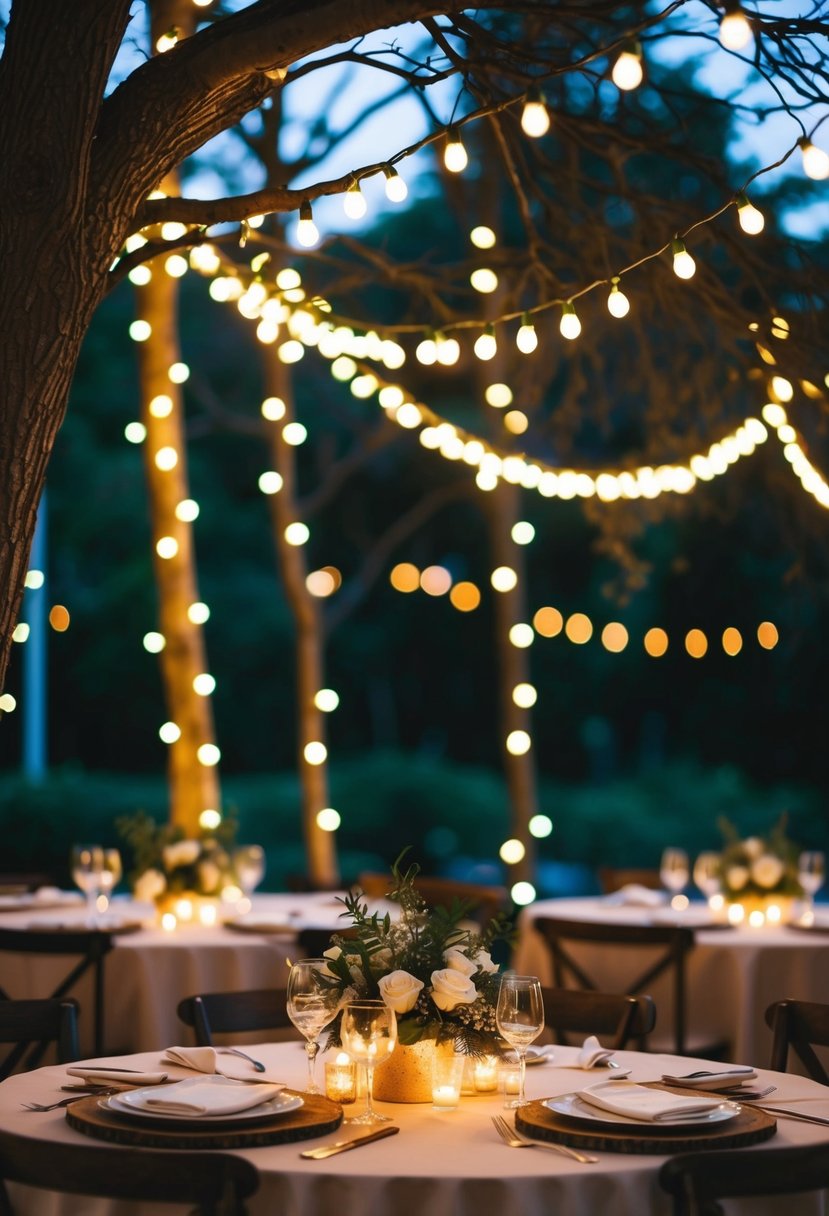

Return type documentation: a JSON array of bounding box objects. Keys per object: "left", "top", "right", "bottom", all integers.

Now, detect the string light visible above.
[
  {"left": 343, "top": 181, "right": 367, "bottom": 219},
  {"left": 444, "top": 127, "right": 468, "bottom": 173},
  {"left": 520, "top": 87, "right": 550, "bottom": 138},
  {"left": 559, "top": 301, "right": 581, "bottom": 340},
  {"left": 799, "top": 137, "right": 829, "bottom": 181},
  {"left": 470, "top": 225, "right": 496, "bottom": 249},
  {"left": 516, "top": 314, "right": 538, "bottom": 353},
  {"left": 383, "top": 165, "right": 408, "bottom": 203},
  {"left": 156, "top": 27, "right": 180, "bottom": 52},
  {"left": 735, "top": 190, "right": 764, "bottom": 235},
  {"left": 718, "top": 4, "right": 752, "bottom": 50},
  {"left": 671, "top": 237, "right": 696, "bottom": 279},
  {"left": 611, "top": 42, "right": 643, "bottom": 91},
  {"left": 607, "top": 277, "right": 630, "bottom": 318},
  {"left": 296, "top": 201, "right": 319, "bottom": 248},
  {"left": 474, "top": 324, "right": 497, "bottom": 360}
]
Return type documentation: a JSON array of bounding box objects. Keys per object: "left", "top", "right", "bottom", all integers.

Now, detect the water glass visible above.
[
  {"left": 660, "top": 847, "right": 690, "bottom": 899},
  {"left": 286, "top": 959, "right": 341, "bottom": 1094},
  {"left": 495, "top": 975, "right": 544, "bottom": 1107},
  {"left": 340, "top": 1000, "right": 397, "bottom": 1124}
]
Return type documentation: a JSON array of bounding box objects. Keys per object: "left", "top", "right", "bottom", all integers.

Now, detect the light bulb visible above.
[
  {"left": 800, "top": 138, "right": 829, "bottom": 181},
  {"left": 611, "top": 44, "right": 643, "bottom": 91},
  {"left": 719, "top": 7, "right": 752, "bottom": 50},
  {"left": 416, "top": 335, "right": 438, "bottom": 365},
  {"left": 559, "top": 302, "right": 581, "bottom": 340},
  {"left": 436, "top": 334, "right": 460, "bottom": 365},
  {"left": 521, "top": 88, "right": 550, "bottom": 138},
  {"left": 296, "top": 201, "right": 318, "bottom": 248},
  {"left": 384, "top": 166, "right": 408, "bottom": 202},
  {"left": 343, "top": 182, "right": 367, "bottom": 219},
  {"left": 607, "top": 278, "right": 630, "bottom": 318},
  {"left": 516, "top": 316, "right": 538, "bottom": 353},
  {"left": 671, "top": 237, "right": 696, "bottom": 280},
  {"left": 474, "top": 326, "right": 497, "bottom": 361},
  {"left": 444, "top": 128, "right": 468, "bottom": 173},
  {"left": 736, "top": 191, "right": 764, "bottom": 235}
]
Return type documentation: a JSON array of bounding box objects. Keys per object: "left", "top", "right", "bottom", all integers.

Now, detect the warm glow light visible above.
[
  {"left": 511, "top": 881, "right": 536, "bottom": 905},
  {"left": 565, "top": 613, "right": 592, "bottom": 644},
  {"left": 160, "top": 222, "right": 186, "bottom": 240},
  {"left": 156, "top": 536, "right": 178, "bottom": 559},
  {"left": 601, "top": 622, "right": 629, "bottom": 653},
  {"left": 129, "top": 320, "right": 151, "bottom": 342},
  {"left": 261, "top": 396, "right": 286, "bottom": 421},
  {"left": 533, "top": 606, "right": 563, "bottom": 637},
  {"left": 800, "top": 138, "right": 829, "bottom": 181},
  {"left": 175, "top": 499, "right": 199, "bottom": 522},
  {"left": 449, "top": 582, "right": 481, "bottom": 612},
  {"left": 165, "top": 254, "right": 188, "bottom": 278},
  {"left": 607, "top": 279, "right": 630, "bottom": 318},
  {"left": 672, "top": 238, "right": 696, "bottom": 279},
  {"left": 200, "top": 808, "right": 221, "bottom": 831},
  {"left": 304, "top": 741, "right": 328, "bottom": 765},
  {"left": 154, "top": 446, "right": 178, "bottom": 471},
  {"left": 143, "top": 631, "right": 165, "bottom": 653},
  {"left": 644, "top": 627, "right": 669, "bottom": 657},
  {"left": 343, "top": 182, "right": 367, "bottom": 219},
  {"left": 159, "top": 722, "right": 181, "bottom": 744},
  {"left": 384, "top": 166, "right": 408, "bottom": 202},
  {"left": 504, "top": 410, "right": 528, "bottom": 436},
  {"left": 149, "top": 394, "right": 173, "bottom": 418},
  {"left": 521, "top": 89, "right": 550, "bottom": 137},
  {"left": 722, "top": 626, "right": 743, "bottom": 656},
  {"left": 500, "top": 837, "right": 527, "bottom": 863},
  {"left": 315, "top": 689, "right": 340, "bottom": 712},
  {"left": 49, "top": 605, "right": 70, "bottom": 632},
  {"left": 197, "top": 743, "right": 221, "bottom": 766},
  {"left": 296, "top": 201, "right": 319, "bottom": 248},
  {"left": 169, "top": 362, "right": 189, "bottom": 383},
  {"left": 491, "top": 566, "right": 518, "bottom": 592},
  {"left": 282, "top": 422, "right": 307, "bottom": 445},
  {"left": 559, "top": 302, "right": 581, "bottom": 340},
  {"left": 485, "top": 383, "right": 513, "bottom": 408},
  {"left": 284, "top": 522, "right": 310, "bottom": 546},
  {"left": 24, "top": 570, "right": 44, "bottom": 589},
  {"left": 125, "top": 422, "right": 146, "bottom": 444},
  {"left": 128, "top": 266, "right": 152, "bottom": 286},
  {"left": 306, "top": 570, "right": 336, "bottom": 597},
  {"left": 0, "top": 694, "right": 17, "bottom": 713},
  {"left": 516, "top": 318, "right": 538, "bottom": 353},
  {"left": 757, "top": 621, "right": 779, "bottom": 650},
  {"left": 511, "top": 521, "right": 535, "bottom": 545},
  {"left": 444, "top": 128, "right": 468, "bottom": 173},
  {"left": 719, "top": 7, "right": 752, "bottom": 50},
  {"left": 391, "top": 562, "right": 420, "bottom": 593},
  {"left": 188, "top": 602, "right": 210, "bottom": 624},
  {"left": 470, "top": 267, "right": 498, "bottom": 294},
  {"left": 470, "top": 226, "right": 496, "bottom": 249},
  {"left": 529, "top": 814, "right": 553, "bottom": 838},
  {"left": 317, "top": 808, "right": 341, "bottom": 832},
  {"left": 736, "top": 191, "right": 764, "bottom": 234},
  {"left": 685, "top": 628, "right": 708, "bottom": 658},
  {"left": 259, "top": 471, "right": 284, "bottom": 495},
  {"left": 506, "top": 731, "right": 531, "bottom": 756},
  {"left": 474, "top": 326, "right": 497, "bottom": 360},
  {"left": 611, "top": 44, "right": 643, "bottom": 90},
  {"left": 509, "top": 623, "right": 534, "bottom": 648},
  {"left": 512, "top": 682, "right": 537, "bottom": 708},
  {"left": 193, "top": 673, "right": 216, "bottom": 696},
  {"left": 420, "top": 565, "right": 452, "bottom": 596}
]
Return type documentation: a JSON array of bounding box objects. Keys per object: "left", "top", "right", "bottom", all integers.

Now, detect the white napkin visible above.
[
  {"left": 661, "top": 1067, "right": 757, "bottom": 1091},
  {"left": 128, "top": 1076, "right": 283, "bottom": 1117},
  {"left": 576, "top": 1035, "right": 614, "bottom": 1069},
  {"left": 66, "top": 1066, "right": 168, "bottom": 1085},
  {"left": 579, "top": 1080, "right": 723, "bottom": 1122},
  {"left": 604, "top": 884, "right": 665, "bottom": 908},
  {"left": 161, "top": 1045, "right": 282, "bottom": 1083}
]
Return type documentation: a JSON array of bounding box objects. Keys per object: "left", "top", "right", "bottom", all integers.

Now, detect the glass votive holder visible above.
[
  {"left": 472, "top": 1054, "right": 500, "bottom": 1093},
  {"left": 500, "top": 1064, "right": 521, "bottom": 1107},
  {"left": 325, "top": 1053, "right": 357, "bottom": 1105},
  {"left": 432, "top": 1047, "right": 465, "bottom": 1110}
]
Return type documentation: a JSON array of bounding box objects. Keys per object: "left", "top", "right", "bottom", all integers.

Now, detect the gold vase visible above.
[{"left": 372, "top": 1038, "right": 436, "bottom": 1103}]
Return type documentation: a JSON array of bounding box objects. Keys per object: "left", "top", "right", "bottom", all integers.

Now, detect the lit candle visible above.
[
  {"left": 198, "top": 902, "right": 218, "bottom": 926},
  {"left": 174, "top": 897, "right": 194, "bottom": 922},
  {"left": 432, "top": 1084, "right": 461, "bottom": 1108},
  {"left": 473, "top": 1056, "right": 499, "bottom": 1093},
  {"left": 325, "top": 1053, "right": 357, "bottom": 1104},
  {"left": 502, "top": 1068, "right": 521, "bottom": 1096},
  {"left": 160, "top": 912, "right": 177, "bottom": 932},
  {"left": 727, "top": 903, "right": 745, "bottom": 925},
  {"left": 748, "top": 909, "right": 765, "bottom": 928}
]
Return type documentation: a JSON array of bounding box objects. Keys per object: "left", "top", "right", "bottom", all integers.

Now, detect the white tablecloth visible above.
[
  {"left": 1, "top": 1042, "right": 827, "bottom": 1215},
  {"left": 0, "top": 892, "right": 367, "bottom": 1054},
  {"left": 512, "top": 896, "right": 829, "bottom": 1065}
]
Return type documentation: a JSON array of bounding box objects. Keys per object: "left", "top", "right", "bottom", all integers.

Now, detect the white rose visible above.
[
  {"left": 726, "top": 864, "right": 749, "bottom": 891},
  {"left": 751, "top": 854, "right": 785, "bottom": 889},
  {"left": 430, "top": 967, "right": 478, "bottom": 1011},
  {"left": 197, "top": 859, "right": 221, "bottom": 893},
  {"left": 163, "top": 840, "right": 200, "bottom": 869},
  {"left": 378, "top": 969, "right": 424, "bottom": 1013},
  {"left": 444, "top": 947, "right": 477, "bottom": 977},
  {"left": 133, "top": 868, "right": 166, "bottom": 902},
  {"left": 472, "top": 949, "right": 499, "bottom": 974}
]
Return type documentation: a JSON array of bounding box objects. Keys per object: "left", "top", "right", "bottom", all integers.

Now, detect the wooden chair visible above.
[
  {"left": 0, "top": 1131, "right": 259, "bottom": 1216},
  {"left": 177, "top": 988, "right": 294, "bottom": 1047},
  {"left": 0, "top": 928, "right": 114, "bottom": 1056},
  {"left": 541, "top": 987, "right": 656, "bottom": 1049},
  {"left": 765, "top": 998, "right": 829, "bottom": 1083},
  {"left": 0, "top": 998, "right": 80, "bottom": 1079},
  {"left": 659, "top": 1145, "right": 829, "bottom": 1215},
  {"left": 358, "top": 871, "right": 509, "bottom": 928},
  {"left": 533, "top": 916, "right": 730, "bottom": 1058}
]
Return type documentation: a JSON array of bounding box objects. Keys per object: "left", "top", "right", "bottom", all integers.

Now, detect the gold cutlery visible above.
[
  {"left": 491, "top": 1115, "right": 598, "bottom": 1163},
  {"left": 300, "top": 1125, "right": 399, "bottom": 1159},
  {"left": 746, "top": 1104, "right": 829, "bottom": 1128},
  {"left": 22, "top": 1088, "right": 122, "bottom": 1111}
]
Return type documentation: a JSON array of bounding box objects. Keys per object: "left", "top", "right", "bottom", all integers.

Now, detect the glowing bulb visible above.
[
  {"left": 296, "top": 201, "right": 318, "bottom": 248},
  {"left": 611, "top": 44, "right": 643, "bottom": 90},
  {"left": 384, "top": 166, "right": 408, "bottom": 203},
  {"left": 156, "top": 28, "right": 180, "bottom": 53},
  {"left": 474, "top": 325, "right": 497, "bottom": 361},
  {"left": 521, "top": 88, "right": 550, "bottom": 137},
  {"left": 800, "top": 138, "right": 829, "bottom": 181},
  {"left": 607, "top": 278, "right": 630, "bottom": 318},
  {"left": 470, "top": 225, "right": 496, "bottom": 248},
  {"left": 444, "top": 128, "right": 468, "bottom": 173},
  {"left": 516, "top": 316, "right": 538, "bottom": 353},
  {"left": 343, "top": 181, "right": 367, "bottom": 219},
  {"left": 416, "top": 335, "right": 438, "bottom": 365},
  {"left": 559, "top": 302, "right": 581, "bottom": 340},
  {"left": 736, "top": 191, "right": 764, "bottom": 234},
  {"left": 671, "top": 238, "right": 696, "bottom": 279},
  {"left": 719, "top": 7, "right": 752, "bottom": 50}
]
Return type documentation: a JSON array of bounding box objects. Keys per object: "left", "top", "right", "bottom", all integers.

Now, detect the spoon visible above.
[{"left": 218, "top": 1048, "right": 266, "bottom": 1073}]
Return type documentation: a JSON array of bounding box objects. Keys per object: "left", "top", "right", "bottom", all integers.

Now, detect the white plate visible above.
[
  {"left": 545, "top": 1091, "right": 740, "bottom": 1129},
  {"left": 103, "top": 1087, "right": 303, "bottom": 1126},
  {"left": 504, "top": 1047, "right": 552, "bottom": 1066}
]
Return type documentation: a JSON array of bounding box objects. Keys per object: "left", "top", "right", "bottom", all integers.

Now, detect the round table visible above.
[{"left": 1, "top": 1041, "right": 828, "bottom": 1215}]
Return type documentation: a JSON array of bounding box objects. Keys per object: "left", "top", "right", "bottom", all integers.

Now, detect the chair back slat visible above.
[
  {"left": 0, "top": 998, "right": 80, "bottom": 1079},
  {"left": 659, "top": 1145, "right": 829, "bottom": 1216},
  {"left": 541, "top": 987, "right": 656, "bottom": 1049},
  {"left": 765, "top": 998, "right": 829, "bottom": 1084},
  {"left": 177, "top": 988, "right": 293, "bottom": 1046}
]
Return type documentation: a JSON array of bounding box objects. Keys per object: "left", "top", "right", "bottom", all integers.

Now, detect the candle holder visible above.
[
  {"left": 325, "top": 1053, "right": 357, "bottom": 1105},
  {"left": 431, "top": 1045, "right": 465, "bottom": 1110},
  {"left": 472, "top": 1054, "right": 499, "bottom": 1093}
]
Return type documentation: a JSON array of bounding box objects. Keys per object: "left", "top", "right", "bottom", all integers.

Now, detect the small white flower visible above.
[
  {"left": 370, "top": 947, "right": 394, "bottom": 970},
  {"left": 751, "top": 853, "right": 785, "bottom": 889},
  {"left": 430, "top": 967, "right": 478, "bottom": 1011},
  {"left": 472, "top": 949, "right": 499, "bottom": 974},
  {"left": 444, "top": 947, "right": 477, "bottom": 977},
  {"left": 162, "top": 839, "right": 200, "bottom": 870},
  {"left": 378, "top": 969, "right": 424, "bottom": 1013}
]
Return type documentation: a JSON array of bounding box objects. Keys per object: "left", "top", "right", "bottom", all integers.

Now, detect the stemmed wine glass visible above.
[
  {"left": 340, "top": 999, "right": 397, "bottom": 1125},
  {"left": 692, "top": 851, "right": 722, "bottom": 903},
  {"left": 97, "top": 848, "right": 122, "bottom": 914},
  {"left": 233, "top": 845, "right": 265, "bottom": 899},
  {"left": 495, "top": 975, "right": 545, "bottom": 1108},
  {"left": 660, "top": 847, "right": 690, "bottom": 903},
  {"left": 70, "top": 844, "right": 104, "bottom": 924},
  {"left": 286, "top": 959, "right": 341, "bottom": 1094},
  {"left": 798, "top": 850, "right": 825, "bottom": 922}
]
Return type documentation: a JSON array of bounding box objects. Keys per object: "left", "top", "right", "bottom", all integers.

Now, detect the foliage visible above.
[
  {"left": 115, "top": 810, "right": 239, "bottom": 901},
  {"left": 715, "top": 813, "right": 803, "bottom": 900},
  {"left": 322, "top": 850, "right": 513, "bottom": 1055}
]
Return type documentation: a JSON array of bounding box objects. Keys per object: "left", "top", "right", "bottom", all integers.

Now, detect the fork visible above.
[
  {"left": 22, "top": 1087, "right": 121, "bottom": 1111},
  {"left": 491, "top": 1115, "right": 598, "bottom": 1163},
  {"left": 218, "top": 1048, "right": 266, "bottom": 1073}
]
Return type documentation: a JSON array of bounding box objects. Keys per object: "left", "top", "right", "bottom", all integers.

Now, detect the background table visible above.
[
  {"left": 1, "top": 1041, "right": 828, "bottom": 1215},
  {"left": 513, "top": 896, "right": 829, "bottom": 1065}
]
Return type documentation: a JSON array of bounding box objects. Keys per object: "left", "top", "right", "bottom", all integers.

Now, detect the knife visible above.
[{"left": 300, "top": 1125, "right": 399, "bottom": 1159}]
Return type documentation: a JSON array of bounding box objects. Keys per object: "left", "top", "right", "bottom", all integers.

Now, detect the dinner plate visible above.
[
  {"left": 545, "top": 1091, "right": 740, "bottom": 1129},
  {"left": 504, "top": 1046, "right": 552, "bottom": 1066},
  {"left": 102, "top": 1088, "right": 303, "bottom": 1127}
]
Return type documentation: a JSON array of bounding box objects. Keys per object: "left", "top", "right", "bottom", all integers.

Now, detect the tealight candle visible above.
[
  {"left": 473, "top": 1056, "right": 499, "bottom": 1093},
  {"left": 432, "top": 1047, "right": 465, "bottom": 1110},
  {"left": 433, "top": 1084, "right": 461, "bottom": 1108},
  {"left": 325, "top": 1053, "right": 357, "bottom": 1105},
  {"left": 501, "top": 1068, "right": 521, "bottom": 1103}
]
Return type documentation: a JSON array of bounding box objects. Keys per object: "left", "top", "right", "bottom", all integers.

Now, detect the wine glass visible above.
[
  {"left": 96, "top": 848, "right": 122, "bottom": 914},
  {"left": 798, "top": 850, "right": 825, "bottom": 921},
  {"left": 286, "top": 959, "right": 341, "bottom": 1094},
  {"left": 70, "top": 844, "right": 104, "bottom": 924},
  {"left": 693, "top": 851, "right": 722, "bottom": 902},
  {"left": 233, "top": 845, "right": 265, "bottom": 898},
  {"left": 340, "top": 999, "right": 397, "bottom": 1125},
  {"left": 660, "top": 847, "right": 690, "bottom": 903},
  {"left": 495, "top": 974, "right": 544, "bottom": 1108}
]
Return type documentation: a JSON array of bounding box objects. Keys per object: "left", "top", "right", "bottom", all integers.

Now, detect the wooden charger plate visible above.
[
  {"left": 66, "top": 1089, "right": 343, "bottom": 1150},
  {"left": 516, "top": 1086, "right": 776, "bottom": 1154}
]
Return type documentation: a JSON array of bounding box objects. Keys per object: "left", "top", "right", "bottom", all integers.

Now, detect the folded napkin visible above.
[
  {"left": 67, "top": 1066, "right": 168, "bottom": 1085},
  {"left": 661, "top": 1067, "right": 757, "bottom": 1091},
  {"left": 128, "top": 1076, "right": 283, "bottom": 1117},
  {"left": 161, "top": 1045, "right": 282, "bottom": 1084},
  {"left": 605, "top": 884, "right": 665, "bottom": 908},
  {"left": 579, "top": 1080, "right": 723, "bottom": 1123},
  {"left": 577, "top": 1035, "right": 614, "bottom": 1069}
]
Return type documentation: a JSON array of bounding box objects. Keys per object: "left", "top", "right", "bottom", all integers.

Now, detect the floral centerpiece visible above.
[
  {"left": 117, "top": 811, "right": 238, "bottom": 908},
  {"left": 319, "top": 852, "right": 514, "bottom": 1101},
  {"left": 716, "top": 814, "right": 802, "bottom": 905}
]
